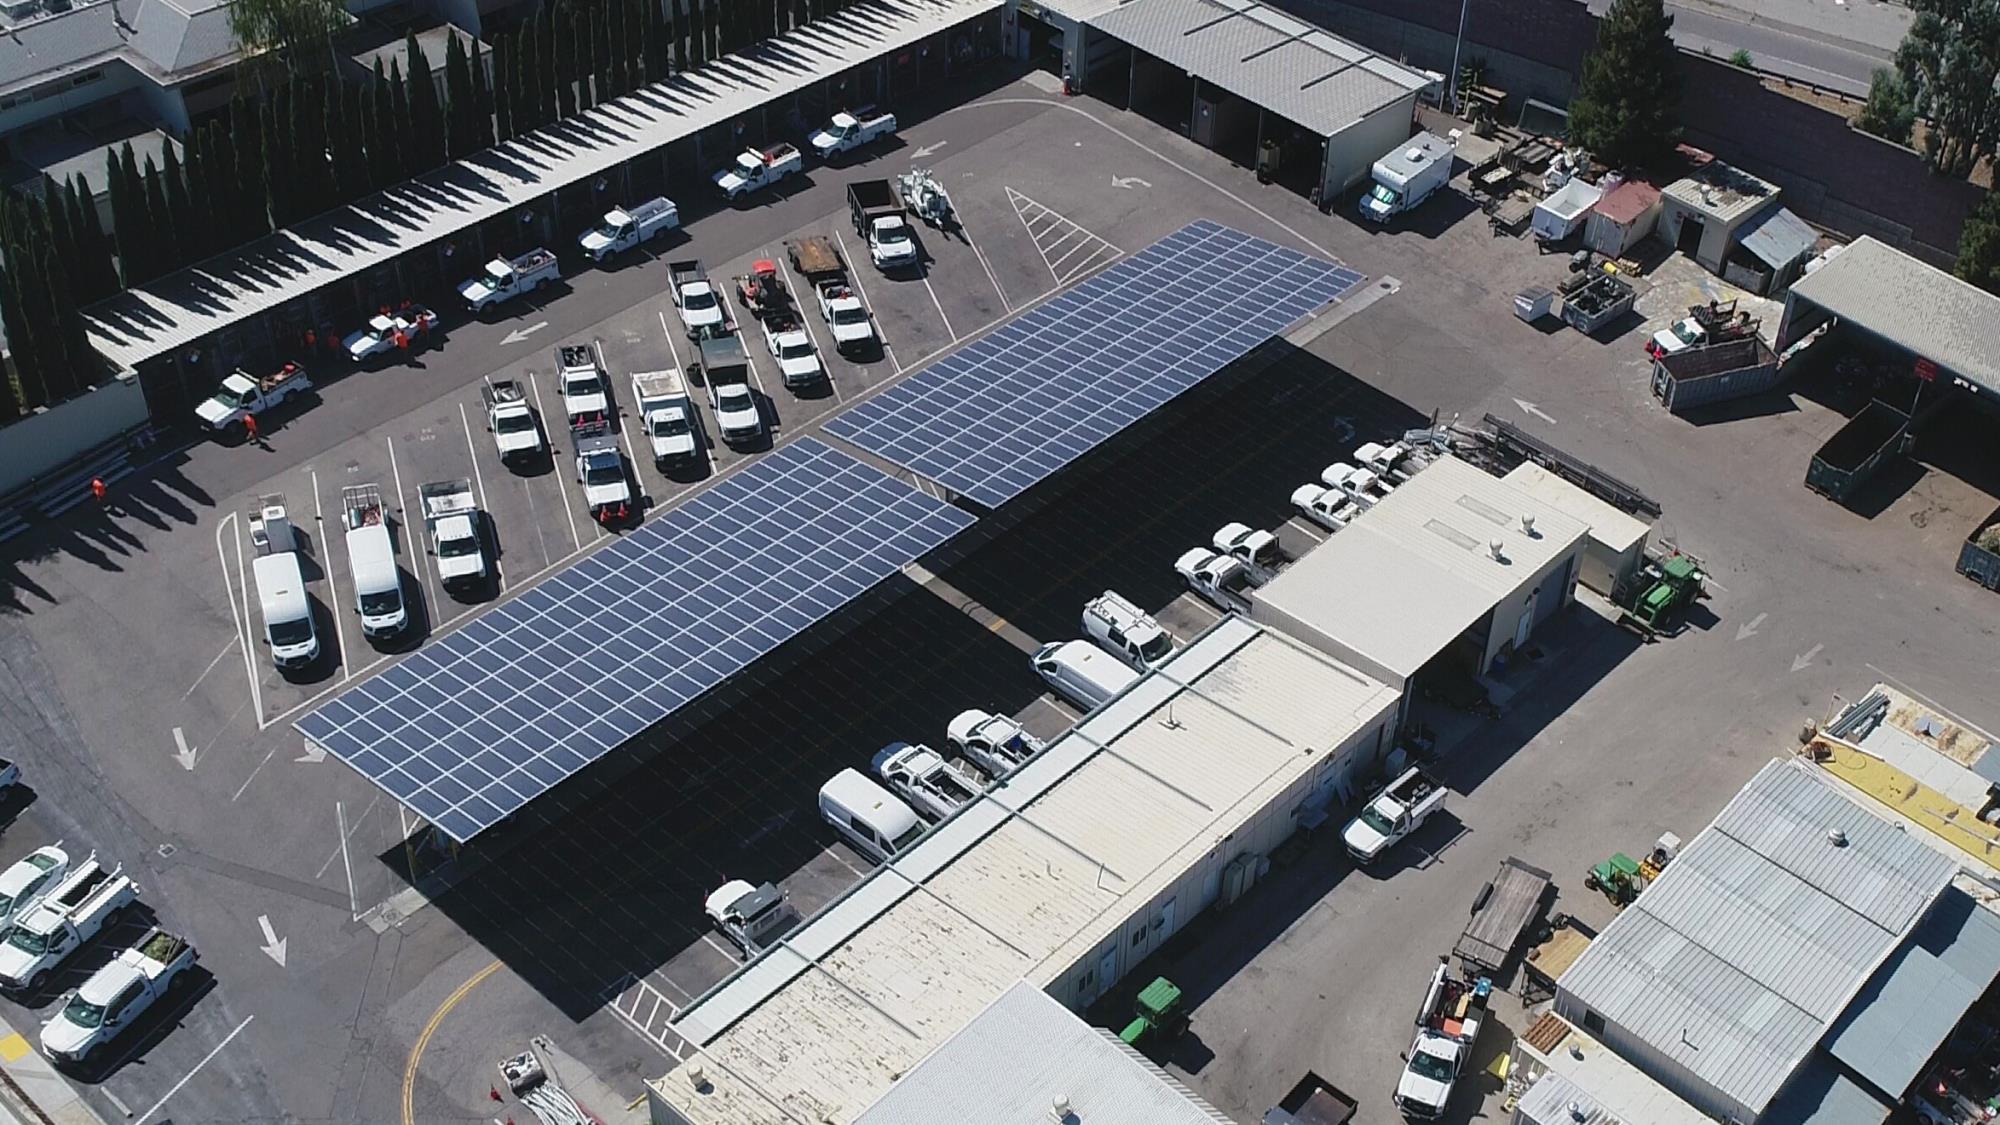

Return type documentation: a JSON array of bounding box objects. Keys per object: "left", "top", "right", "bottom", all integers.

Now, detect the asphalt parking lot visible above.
[{"left": 1, "top": 70, "right": 1998, "bottom": 1125}]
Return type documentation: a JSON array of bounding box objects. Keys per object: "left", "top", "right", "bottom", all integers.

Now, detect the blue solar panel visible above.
[
  {"left": 295, "top": 438, "right": 974, "bottom": 842},
  {"left": 827, "top": 220, "right": 1363, "bottom": 508}
]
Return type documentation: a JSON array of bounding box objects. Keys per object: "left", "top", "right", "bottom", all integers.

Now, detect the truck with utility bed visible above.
[
  {"left": 695, "top": 335, "right": 762, "bottom": 447},
  {"left": 872, "top": 742, "right": 984, "bottom": 820},
  {"left": 632, "top": 370, "right": 699, "bottom": 467},
  {"left": 481, "top": 377, "right": 544, "bottom": 464},
  {"left": 670, "top": 260, "right": 729, "bottom": 336},
  {"left": 809, "top": 109, "right": 897, "bottom": 158},
  {"left": 1175, "top": 547, "right": 1260, "bottom": 615},
  {"left": 459, "top": 248, "right": 559, "bottom": 310},
  {"left": 196, "top": 363, "right": 312, "bottom": 431},
  {"left": 762, "top": 309, "right": 824, "bottom": 390},
  {"left": 574, "top": 435, "right": 632, "bottom": 525},
  {"left": 419, "top": 480, "right": 488, "bottom": 594},
  {"left": 713, "top": 143, "right": 803, "bottom": 199},
  {"left": 1393, "top": 960, "right": 1490, "bottom": 1120},
  {"left": 704, "top": 881, "right": 800, "bottom": 955},
  {"left": 343, "top": 307, "right": 436, "bottom": 362},
  {"left": 578, "top": 196, "right": 678, "bottom": 260},
  {"left": 1214, "top": 522, "right": 1283, "bottom": 569},
  {"left": 849, "top": 179, "right": 917, "bottom": 270},
  {"left": 815, "top": 279, "right": 877, "bottom": 356},
  {"left": 39, "top": 928, "right": 195, "bottom": 1066},
  {"left": 0, "top": 855, "right": 137, "bottom": 993},
  {"left": 946, "top": 710, "right": 1043, "bottom": 776},
  {"left": 556, "top": 343, "right": 611, "bottom": 433},
  {"left": 1342, "top": 765, "right": 1445, "bottom": 863}
]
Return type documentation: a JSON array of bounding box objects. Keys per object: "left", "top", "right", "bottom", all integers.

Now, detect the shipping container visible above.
[
  {"left": 1958, "top": 505, "right": 2000, "bottom": 592},
  {"left": 1651, "top": 336, "right": 1782, "bottom": 414},
  {"left": 1805, "top": 400, "right": 1910, "bottom": 504}
]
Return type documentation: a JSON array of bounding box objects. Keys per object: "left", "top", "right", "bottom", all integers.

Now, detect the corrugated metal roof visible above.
[
  {"left": 1555, "top": 760, "right": 1956, "bottom": 1120},
  {"left": 81, "top": 0, "right": 995, "bottom": 372},
  {"left": 1739, "top": 206, "right": 1816, "bottom": 271},
  {"left": 1787, "top": 236, "right": 2000, "bottom": 398},
  {"left": 1762, "top": 1055, "right": 1893, "bottom": 1125},
  {"left": 651, "top": 618, "right": 1400, "bottom": 1125},
  {"left": 1592, "top": 180, "right": 1661, "bottom": 225},
  {"left": 854, "top": 982, "right": 1232, "bottom": 1125},
  {"left": 1514, "top": 1015, "right": 1715, "bottom": 1125},
  {"left": 1825, "top": 887, "right": 2000, "bottom": 1098},
  {"left": 1502, "top": 463, "right": 1650, "bottom": 555},
  {"left": 1086, "top": 0, "right": 1430, "bottom": 137},
  {"left": 1252, "top": 454, "right": 1591, "bottom": 679}
]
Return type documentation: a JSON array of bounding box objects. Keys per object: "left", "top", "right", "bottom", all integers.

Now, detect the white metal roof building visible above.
[
  {"left": 1780, "top": 236, "right": 2000, "bottom": 400},
  {"left": 648, "top": 615, "right": 1400, "bottom": 1125},
  {"left": 1250, "top": 454, "right": 1590, "bottom": 688},
  {"left": 81, "top": 0, "right": 995, "bottom": 374},
  {"left": 852, "top": 981, "right": 1234, "bottom": 1125},
  {"left": 1510, "top": 1014, "right": 1715, "bottom": 1125},
  {"left": 1501, "top": 462, "right": 1651, "bottom": 597},
  {"left": 1555, "top": 759, "right": 1961, "bottom": 1124}
]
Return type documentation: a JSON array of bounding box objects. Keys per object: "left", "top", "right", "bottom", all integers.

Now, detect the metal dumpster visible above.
[
  {"left": 1651, "top": 336, "right": 1781, "bottom": 414},
  {"left": 1805, "top": 400, "right": 1911, "bottom": 504},
  {"left": 1958, "top": 505, "right": 2000, "bottom": 592}
]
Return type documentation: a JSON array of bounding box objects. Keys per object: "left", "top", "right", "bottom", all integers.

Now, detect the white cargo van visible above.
[
  {"left": 1032, "top": 640, "right": 1141, "bottom": 711},
  {"left": 819, "top": 769, "right": 924, "bottom": 864},
  {"left": 252, "top": 553, "right": 318, "bottom": 669},
  {"left": 1081, "top": 591, "right": 1173, "bottom": 671},
  {"left": 343, "top": 485, "right": 407, "bottom": 639}
]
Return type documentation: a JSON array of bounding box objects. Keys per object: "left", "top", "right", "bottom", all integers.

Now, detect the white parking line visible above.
[
  {"left": 773, "top": 254, "right": 845, "bottom": 403},
  {"left": 830, "top": 229, "right": 903, "bottom": 374},
  {"left": 387, "top": 436, "right": 441, "bottom": 629},
  {"left": 182, "top": 636, "right": 239, "bottom": 702},
  {"left": 961, "top": 223, "right": 1013, "bottom": 313},
  {"left": 617, "top": 415, "right": 646, "bottom": 506},
  {"left": 317, "top": 792, "right": 380, "bottom": 879},
  {"left": 823, "top": 844, "right": 868, "bottom": 879},
  {"left": 702, "top": 932, "right": 739, "bottom": 961},
  {"left": 919, "top": 269, "right": 959, "bottom": 342},
  {"left": 658, "top": 310, "right": 720, "bottom": 472},
  {"left": 529, "top": 372, "right": 586, "bottom": 552},
  {"left": 213, "top": 513, "right": 265, "bottom": 730},
  {"left": 310, "top": 469, "right": 352, "bottom": 682},
  {"left": 455, "top": 402, "right": 501, "bottom": 594},
  {"left": 137, "top": 1014, "right": 254, "bottom": 1125}
]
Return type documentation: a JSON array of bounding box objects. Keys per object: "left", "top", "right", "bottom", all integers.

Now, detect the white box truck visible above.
[{"left": 1358, "top": 132, "right": 1454, "bottom": 223}]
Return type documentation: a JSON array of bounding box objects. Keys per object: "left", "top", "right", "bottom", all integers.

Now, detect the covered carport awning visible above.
[
  {"left": 1086, "top": 0, "right": 1433, "bottom": 137},
  {"left": 1783, "top": 235, "right": 2000, "bottom": 398}
]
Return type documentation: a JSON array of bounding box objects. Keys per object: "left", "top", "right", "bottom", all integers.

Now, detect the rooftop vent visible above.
[
  {"left": 1521, "top": 513, "right": 1536, "bottom": 534},
  {"left": 1827, "top": 827, "right": 1848, "bottom": 847},
  {"left": 1051, "top": 1094, "right": 1075, "bottom": 1123},
  {"left": 687, "top": 1062, "right": 708, "bottom": 1090},
  {"left": 1405, "top": 146, "right": 1423, "bottom": 161},
  {"left": 1568, "top": 1102, "right": 1589, "bottom": 1122},
  {"left": 1488, "top": 539, "right": 1504, "bottom": 561}
]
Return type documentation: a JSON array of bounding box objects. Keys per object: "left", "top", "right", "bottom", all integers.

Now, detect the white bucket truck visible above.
[{"left": 1358, "top": 132, "right": 1454, "bottom": 223}]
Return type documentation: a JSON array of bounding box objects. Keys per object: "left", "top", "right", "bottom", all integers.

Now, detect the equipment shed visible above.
[
  {"left": 1585, "top": 180, "right": 1662, "bottom": 258},
  {"left": 1502, "top": 462, "right": 1650, "bottom": 597}
]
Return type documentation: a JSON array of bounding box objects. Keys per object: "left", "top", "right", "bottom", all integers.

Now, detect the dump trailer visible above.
[
  {"left": 1806, "top": 400, "right": 1910, "bottom": 504},
  {"left": 1263, "top": 1073, "right": 1359, "bottom": 1125},
  {"left": 1957, "top": 505, "right": 2000, "bottom": 593},
  {"left": 1452, "top": 856, "right": 1554, "bottom": 975},
  {"left": 1650, "top": 336, "right": 1782, "bottom": 414}
]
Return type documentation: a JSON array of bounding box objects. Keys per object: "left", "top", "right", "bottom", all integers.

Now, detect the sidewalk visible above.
[{"left": 0, "top": 1015, "right": 108, "bottom": 1125}]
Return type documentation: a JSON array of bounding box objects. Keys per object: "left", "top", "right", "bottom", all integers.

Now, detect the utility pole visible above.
[{"left": 1447, "top": 0, "right": 1472, "bottom": 114}]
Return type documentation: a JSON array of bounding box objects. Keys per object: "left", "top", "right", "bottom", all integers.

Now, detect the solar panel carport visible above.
[{"left": 1080, "top": 0, "right": 1435, "bottom": 199}]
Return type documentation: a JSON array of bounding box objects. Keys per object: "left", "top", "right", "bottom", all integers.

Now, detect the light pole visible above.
[{"left": 1447, "top": 0, "right": 1472, "bottom": 115}]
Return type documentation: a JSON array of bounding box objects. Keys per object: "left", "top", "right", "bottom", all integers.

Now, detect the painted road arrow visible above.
[
  {"left": 1110, "top": 175, "right": 1152, "bottom": 190},
  {"left": 257, "top": 915, "right": 288, "bottom": 967},
  {"left": 1792, "top": 644, "right": 1824, "bottom": 672},
  {"left": 171, "top": 727, "right": 198, "bottom": 771},
  {"left": 910, "top": 141, "right": 949, "bottom": 159},
  {"left": 501, "top": 321, "right": 549, "bottom": 346},
  {"left": 1513, "top": 399, "right": 1557, "bottom": 424},
  {"left": 1735, "top": 612, "right": 1766, "bottom": 641}
]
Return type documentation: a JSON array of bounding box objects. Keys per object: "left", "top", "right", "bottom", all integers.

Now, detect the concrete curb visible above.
[{"left": 0, "top": 1018, "right": 108, "bottom": 1125}]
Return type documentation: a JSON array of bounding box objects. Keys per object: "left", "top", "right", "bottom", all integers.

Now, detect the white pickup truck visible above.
[
  {"left": 670, "top": 260, "right": 728, "bottom": 337},
  {"left": 556, "top": 343, "right": 611, "bottom": 433},
  {"left": 1343, "top": 766, "right": 1446, "bottom": 863},
  {"left": 946, "top": 710, "right": 1043, "bottom": 777},
  {"left": 459, "top": 248, "right": 559, "bottom": 311},
  {"left": 1393, "top": 960, "right": 1490, "bottom": 1120},
  {"left": 761, "top": 309, "right": 824, "bottom": 390},
  {"left": 419, "top": 480, "right": 487, "bottom": 594},
  {"left": 1355, "top": 440, "right": 1423, "bottom": 483},
  {"left": 1213, "top": 522, "right": 1283, "bottom": 569},
  {"left": 713, "top": 143, "right": 804, "bottom": 199},
  {"left": 0, "top": 856, "right": 137, "bottom": 993},
  {"left": 578, "top": 196, "right": 678, "bottom": 261},
  {"left": 871, "top": 742, "right": 984, "bottom": 821},
  {"left": 704, "top": 881, "right": 799, "bottom": 955},
  {"left": 1322, "top": 462, "right": 1394, "bottom": 507},
  {"left": 632, "top": 370, "right": 699, "bottom": 467},
  {"left": 809, "top": 109, "right": 897, "bottom": 158},
  {"left": 40, "top": 929, "right": 195, "bottom": 1067},
  {"left": 195, "top": 364, "right": 312, "bottom": 431},
  {"left": 0, "top": 846, "right": 68, "bottom": 932},
  {"left": 481, "top": 378, "right": 544, "bottom": 465},
  {"left": 1291, "top": 482, "right": 1360, "bottom": 533},
  {"left": 575, "top": 435, "right": 632, "bottom": 525},
  {"left": 343, "top": 306, "right": 436, "bottom": 363},
  {"left": 815, "top": 279, "right": 876, "bottom": 357},
  {"left": 1175, "top": 547, "right": 1259, "bottom": 615}
]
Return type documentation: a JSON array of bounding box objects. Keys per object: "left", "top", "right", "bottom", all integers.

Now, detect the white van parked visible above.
[
  {"left": 819, "top": 769, "right": 924, "bottom": 864},
  {"left": 252, "top": 553, "right": 318, "bottom": 669},
  {"left": 343, "top": 485, "right": 406, "bottom": 639},
  {"left": 1082, "top": 591, "right": 1173, "bottom": 671},
  {"left": 1032, "top": 640, "right": 1141, "bottom": 711}
]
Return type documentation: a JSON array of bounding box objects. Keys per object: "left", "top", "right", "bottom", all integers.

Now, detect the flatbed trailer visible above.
[
  {"left": 1453, "top": 856, "right": 1553, "bottom": 975},
  {"left": 786, "top": 236, "right": 843, "bottom": 278}
]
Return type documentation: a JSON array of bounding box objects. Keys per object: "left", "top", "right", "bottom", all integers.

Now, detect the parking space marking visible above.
[
  {"left": 528, "top": 373, "right": 586, "bottom": 552},
  {"left": 231, "top": 744, "right": 277, "bottom": 802},
  {"left": 617, "top": 415, "right": 647, "bottom": 506},
  {"left": 137, "top": 1013, "right": 254, "bottom": 1125},
  {"left": 309, "top": 469, "right": 352, "bottom": 683},
  {"left": 831, "top": 229, "right": 905, "bottom": 375},
  {"left": 656, "top": 311, "right": 719, "bottom": 472},
  {"left": 919, "top": 267, "right": 959, "bottom": 343},
  {"left": 454, "top": 402, "right": 502, "bottom": 595},
  {"left": 961, "top": 222, "right": 1013, "bottom": 314},
  {"left": 822, "top": 845, "right": 868, "bottom": 879},
  {"left": 182, "top": 637, "right": 240, "bottom": 702},
  {"left": 214, "top": 513, "right": 265, "bottom": 729},
  {"left": 701, "top": 932, "right": 739, "bottom": 962},
  {"left": 387, "top": 436, "right": 441, "bottom": 630},
  {"left": 337, "top": 799, "right": 360, "bottom": 919},
  {"left": 318, "top": 792, "right": 380, "bottom": 879},
  {"left": 1005, "top": 187, "right": 1121, "bottom": 285},
  {"left": 772, "top": 253, "right": 845, "bottom": 403}
]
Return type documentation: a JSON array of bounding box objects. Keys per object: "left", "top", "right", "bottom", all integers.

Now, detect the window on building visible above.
[{"left": 1582, "top": 1010, "right": 1605, "bottom": 1034}]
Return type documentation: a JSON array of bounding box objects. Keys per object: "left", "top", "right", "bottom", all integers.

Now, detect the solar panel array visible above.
[
  {"left": 295, "top": 438, "right": 974, "bottom": 842},
  {"left": 827, "top": 219, "right": 1363, "bottom": 508}
]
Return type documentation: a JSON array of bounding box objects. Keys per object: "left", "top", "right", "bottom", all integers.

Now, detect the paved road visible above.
[{"left": 1588, "top": 0, "right": 1910, "bottom": 95}]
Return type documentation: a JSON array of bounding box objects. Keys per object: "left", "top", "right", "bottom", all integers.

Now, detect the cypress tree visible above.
[
  {"left": 369, "top": 60, "right": 398, "bottom": 187},
  {"left": 294, "top": 75, "right": 332, "bottom": 214},
  {"left": 574, "top": 7, "right": 595, "bottom": 112},
  {"left": 72, "top": 175, "right": 117, "bottom": 298},
  {"left": 390, "top": 61, "right": 414, "bottom": 180},
  {"left": 262, "top": 88, "right": 294, "bottom": 226},
  {"left": 608, "top": 1, "right": 629, "bottom": 99},
  {"left": 327, "top": 84, "right": 362, "bottom": 202},
  {"left": 645, "top": 0, "right": 666, "bottom": 83},
  {"left": 141, "top": 157, "right": 174, "bottom": 276},
  {"left": 471, "top": 39, "right": 495, "bottom": 148},
  {"left": 554, "top": 6, "right": 577, "bottom": 120},
  {"left": 113, "top": 143, "right": 151, "bottom": 285},
  {"left": 160, "top": 145, "right": 192, "bottom": 268},
  {"left": 689, "top": 0, "right": 707, "bottom": 65},
  {"left": 491, "top": 36, "right": 514, "bottom": 143},
  {"left": 38, "top": 244, "right": 86, "bottom": 400},
  {"left": 186, "top": 133, "right": 217, "bottom": 259},
  {"left": 231, "top": 96, "right": 270, "bottom": 238},
  {"left": 42, "top": 178, "right": 80, "bottom": 276},
  {"left": 407, "top": 31, "right": 446, "bottom": 171},
  {"left": 0, "top": 259, "right": 46, "bottom": 410},
  {"left": 519, "top": 20, "right": 544, "bottom": 130},
  {"left": 0, "top": 265, "right": 18, "bottom": 417},
  {"left": 445, "top": 31, "right": 475, "bottom": 160},
  {"left": 539, "top": 9, "right": 558, "bottom": 125}
]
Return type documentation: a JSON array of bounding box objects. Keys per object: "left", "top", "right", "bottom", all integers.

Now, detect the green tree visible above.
[
  {"left": 110, "top": 143, "right": 151, "bottom": 286},
  {"left": 231, "top": 96, "right": 271, "bottom": 238},
  {"left": 554, "top": 6, "right": 577, "bottom": 119},
  {"left": 225, "top": 0, "right": 346, "bottom": 73},
  {"left": 491, "top": 35, "right": 515, "bottom": 143},
  {"left": 649, "top": 0, "right": 670, "bottom": 82},
  {"left": 445, "top": 31, "right": 476, "bottom": 159},
  {"left": 187, "top": 128, "right": 220, "bottom": 257},
  {"left": 293, "top": 74, "right": 333, "bottom": 215},
  {"left": 1567, "top": 0, "right": 1682, "bottom": 167},
  {"left": 38, "top": 244, "right": 88, "bottom": 399},
  {"left": 0, "top": 257, "right": 48, "bottom": 409},
  {"left": 539, "top": 9, "right": 559, "bottom": 125},
  {"left": 41, "top": 179, "right": 83, "bottom": 295},
  {"left": 390, "top": 61, "right": 415, "bottom": 178},
  {"left": 1957, "top": 189, "right": 2000, "bottom": 295},
  {"left": 262, "top": 88, "right": 296, "bottom": 225},
  {"left": 70, "top": 175, "right": 118, "bottom": 300},
  {"left": 160, "top": 145, "right": 192, "bottom": 267},
  {"left": 1856, "top": 67, "right": 1916, "bottom": 146},
  {"left": 141, "top": 157, "right": 174, "bottom": 275},
  {"left": 369, "top": 60, "right": 399, "bottom": 187},
  {"left": 574, "top": 6, "right": 596, "bottom": 112},
  {"left": 328, "top": 82, "right": 366, "bottom": 201},
  {"left": 1893, "top": 0, "right": 2000, "bottom": 177},
  {"left": 470, "top": 39, "right": 495, "bottom": 147},
  {"left": 407, "top": 31, "right": 447, "bottom": 171}
]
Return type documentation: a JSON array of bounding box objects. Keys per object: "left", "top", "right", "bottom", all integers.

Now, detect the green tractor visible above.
[
  {"left": 1585, "top": 853, "right": 1644, "bottom": 907},
  {"left": 1619, "top": 552, "right": 1706, "bottom": 638},
  {"left": 1118, "top": 977, "right": 1188, "bottom": 1049}
]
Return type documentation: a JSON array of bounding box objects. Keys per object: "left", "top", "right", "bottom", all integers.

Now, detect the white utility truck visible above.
[
  {"left": 1343, "top": 765, "right": 1446, "bottom": 863},
  {"left": 1322, "top": 462, "right": 1394, "bottom": 507},
  {"left": 556, "top": 343, "right": 611, "bottom": 433},
  {"left": 578, "top": 196, "right": 678, "bottom": 261},
  {"left": 195, "top": 363, "right": 312, "bottom": 431},
  {"left": 945, "top": 710, "right": 1043, "bottom": 777},
  {"left": 695, "top": 335, "right": 762, "bottom": 447},
  {"left": 574, "top": 436, "right": 632, "bottom": 525},
  {"left": 1213, "top": 522, "right": 1283, "bottom": 569},
  {"left": 816, "top": 279, "right": 876, "bottom": 356},
  {"left": 481, "top": 378, "right": 544, "bottom": 465},
  {"left": 761, "top": 309, "right": 824, "bottom": 391},
  {"left": 704, "top": 881, "right": 799, "bottom": 955},
  {"left": 0, "top": 856, "right": 137, "bottom": 993},
  {"left": 849, "top": 180, "right": 918, "bottom": 271},
  {"left": 342, "top": 307, "right": 436, "bottom": 362},
  {"left": 1174, "top": 547, "right": 1259, "bottom": 615},
  {"left": 1292, "top": 483, "right": 1360, "bottom": 533},
  {"left": 871, "top": 742, "right": 983, "bottom": 821},
  {"left": 713, "top": 143, "right": 803, "bottom": 199},
  {"left": 1392, "top": 959, "right": 1491, "bottom": 1119},
  {"left": 809, "top": 109, "right": 897, "bottom": 158},
  {"left": 459, "top": 248, "right": 559, "bottom": 310},
  {"left": 419, "top": 480, "right": 487, "bottom": 594},
  {"left": 631, "top": 370, "right": 699, "bottom": 467},
  {"left": 1358, "top": 132, "right": 1454, "bottom": 223},
  {"left": 0, "top": 847, "right": 69, "bottom": 932},
  {"left": 670, "top": 260, "right": 728, "bottom": 336},
  {"left": 39, "top": 928, "right": 195, "bottom": 1066}
]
